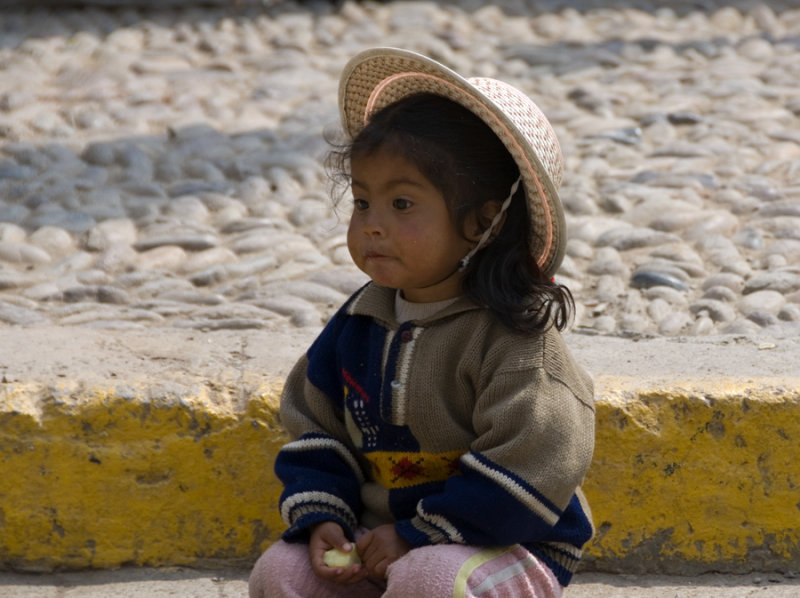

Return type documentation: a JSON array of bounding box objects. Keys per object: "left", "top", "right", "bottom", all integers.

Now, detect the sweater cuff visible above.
[
  {"left": 395, "top": 516, "right": 447, "bottom": 548},
  {"left": 282, "top": 511, "right": 357, "bottom": 543},
  {"left": 280, "top": 491, "right": 359, "bottom": 542}
]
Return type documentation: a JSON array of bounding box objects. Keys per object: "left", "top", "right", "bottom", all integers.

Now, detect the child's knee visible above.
[
  {"left": 248, "top": 541, "right": 307, "bottom": 598},
  {"left": 385, "top": 545, "right": 470, "bottom": 597},
  {"left": 248, "top": 549, "right": 275, "bottom": 598}
]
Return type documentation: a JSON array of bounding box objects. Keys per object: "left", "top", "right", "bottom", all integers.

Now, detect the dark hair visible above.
[{"left": 328, "top": 93, "right": 573, "bottom": 333}]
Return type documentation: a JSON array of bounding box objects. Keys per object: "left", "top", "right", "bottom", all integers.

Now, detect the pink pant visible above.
[{"left": 249, "top": 537, "right": 563, "bottom": 598}]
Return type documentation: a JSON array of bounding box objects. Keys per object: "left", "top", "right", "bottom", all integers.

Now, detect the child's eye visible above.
[
  {"left": 353, "top": 198, "right": 369, "bottom": 211},
  {"left": 393, "top": 198, "right": 412, "bottom": 210}
]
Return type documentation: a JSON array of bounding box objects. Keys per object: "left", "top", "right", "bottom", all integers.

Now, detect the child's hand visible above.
[
  {"left": 356, "top": 524, "right": 412, "bottom": 579},
  {"left": 309, "top": 521, "right": 368, "bottom": 584}
]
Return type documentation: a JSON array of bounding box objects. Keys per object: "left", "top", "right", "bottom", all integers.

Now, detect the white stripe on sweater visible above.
[
  {"left": 281, "top": 491, "right": 357, "bottom": 529},
  {"left": 461, "top": 453, "right": 560, "bottom": 526},
  {"left": 282, "top": 437, "right": 364, "bottom": 483},
  {"left": 416, "top": 504, "right": 465, "bottom": 544},
  {"left": 391, "top": 326, "right": 422, "bottom": 424}
]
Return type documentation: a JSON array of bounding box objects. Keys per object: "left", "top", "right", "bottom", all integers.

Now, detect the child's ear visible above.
[{"left": 466, "top": 200, "right": 506, "bottom": 242}]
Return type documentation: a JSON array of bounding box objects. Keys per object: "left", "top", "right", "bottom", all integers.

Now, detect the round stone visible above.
[{"left": 738, "top": 290, "right": 786, "bottom": 315}]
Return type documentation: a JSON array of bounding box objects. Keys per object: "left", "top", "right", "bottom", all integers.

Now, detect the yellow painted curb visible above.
[
  {"left": 0, "top": 377, "right": 287, "bottom": 572},
  {"left": 1, "top": 374, "right": 798, "bottom": 573},
  {"left": 583, "top": 375, "right": 800, "bottom": 574}
]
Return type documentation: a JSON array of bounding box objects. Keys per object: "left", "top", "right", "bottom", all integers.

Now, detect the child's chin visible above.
[{"left": 361, "top": 268, "right": 401, "bottom": 289}]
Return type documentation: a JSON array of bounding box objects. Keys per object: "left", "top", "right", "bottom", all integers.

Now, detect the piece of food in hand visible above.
[{"left": 323, "top": 547, "right": 361, "bottom": 568}]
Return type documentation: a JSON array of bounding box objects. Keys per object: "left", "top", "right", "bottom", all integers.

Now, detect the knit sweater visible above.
[{"left": 275, "top": 283, "right": 595, "bottom": 586}]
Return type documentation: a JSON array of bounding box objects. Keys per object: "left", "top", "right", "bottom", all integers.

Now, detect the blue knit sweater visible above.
[{"left": 275, "top": 283, "right": 595, "bottom": 586}]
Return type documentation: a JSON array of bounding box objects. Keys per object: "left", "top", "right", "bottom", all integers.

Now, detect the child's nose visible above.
[{"left": 362, "top": 212, "right": 385, "bottom": 236}]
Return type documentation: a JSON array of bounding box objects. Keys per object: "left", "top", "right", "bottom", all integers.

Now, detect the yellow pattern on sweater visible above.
[{"left": 365, "top": 449, "right": 464, "bottom": 489}]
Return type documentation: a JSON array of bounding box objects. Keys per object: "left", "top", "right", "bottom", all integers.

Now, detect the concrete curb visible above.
[
  {"left": 585, "top": 375, "right": 799, "bottom": 574},
  {"left": 1, "top": 327, "right": 798, "bottom": 574},
  {"left": 0, "top": 376, "right": 287, "bottom": 572}
]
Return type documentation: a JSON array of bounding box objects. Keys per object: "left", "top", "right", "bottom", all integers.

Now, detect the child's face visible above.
[{"left": 347, "top": 146, "right": 474, "bottom": 303}]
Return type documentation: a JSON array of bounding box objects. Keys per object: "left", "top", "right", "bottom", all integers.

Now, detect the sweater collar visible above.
[{"left": 346, "top": 283, "right": 481, "bottom": 326}]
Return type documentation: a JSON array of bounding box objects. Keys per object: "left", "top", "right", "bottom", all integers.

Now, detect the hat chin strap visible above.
[{"left": 458, "top": 176, "right": 521, "bottom": 272}]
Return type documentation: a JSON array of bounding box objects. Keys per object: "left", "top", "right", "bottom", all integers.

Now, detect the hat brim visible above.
[{"left": 338, "top": 47, "right": 566, "bottom": 278}]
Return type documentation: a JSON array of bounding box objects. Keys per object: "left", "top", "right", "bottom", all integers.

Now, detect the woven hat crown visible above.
[{"left": 339, "top": 48, "right": 566, "bottom": 277}]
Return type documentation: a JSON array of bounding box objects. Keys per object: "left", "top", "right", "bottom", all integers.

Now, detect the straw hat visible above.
[{"left": 338, "top": 47, "right": 566, "bottom": 278}]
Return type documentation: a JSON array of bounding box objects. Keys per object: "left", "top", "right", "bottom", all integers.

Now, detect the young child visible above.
[{"left": 249, "top": 47, "right": 595, "bottom": 598}]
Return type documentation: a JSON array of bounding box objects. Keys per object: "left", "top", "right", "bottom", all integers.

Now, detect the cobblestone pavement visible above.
[{"left": 1, "top": 0, "right": 800, "bottom": 338}]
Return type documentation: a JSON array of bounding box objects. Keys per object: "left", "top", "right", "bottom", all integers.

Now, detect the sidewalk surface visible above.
[{"left": 1, "top": 568, "right": 799, "bottom": 597}]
